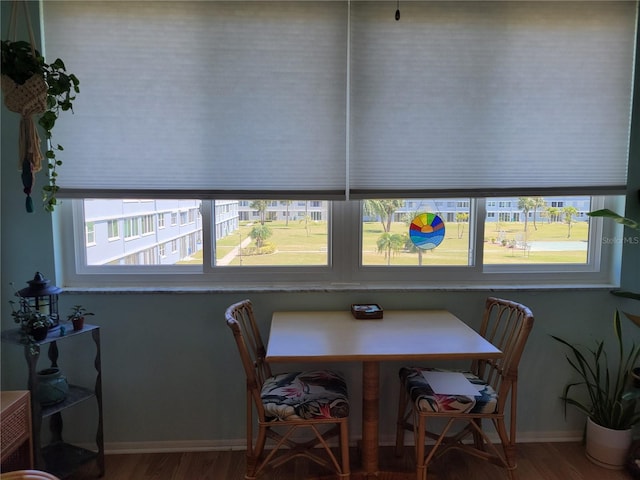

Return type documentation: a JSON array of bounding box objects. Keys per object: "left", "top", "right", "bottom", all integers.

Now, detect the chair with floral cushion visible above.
[
  {"left": 394, "top": 297, "right": 534, "bottom": 480},
  {"left": 225, "top": 299, "right": 351, "bottom": 480}
]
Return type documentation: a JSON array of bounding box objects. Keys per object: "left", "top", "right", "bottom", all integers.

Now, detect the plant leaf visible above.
[
  {"left": 587, "top": 209, "right": 640, "bottom": 231},
  {"left": 622, "top": 311, "right": 640, "bottom": 328}
]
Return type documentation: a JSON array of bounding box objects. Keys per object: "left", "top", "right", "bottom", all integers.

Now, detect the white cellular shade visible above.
[
  {"left": 42, "top": 1, "right": 635, "bottom": 199},
  {"left": 43, "top": 1, "right": 348, "bottom": 199},
  {"left": 349, "top": 1, "right": 635, "bottom": 197}
]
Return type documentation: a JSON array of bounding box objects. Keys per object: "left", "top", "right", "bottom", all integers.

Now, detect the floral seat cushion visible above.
[
  {"left": 262, "top": 370, "right": 349, "bottom": 420},
  {"left": 399, "top": 367, "right": 497, "bottom": 414}
]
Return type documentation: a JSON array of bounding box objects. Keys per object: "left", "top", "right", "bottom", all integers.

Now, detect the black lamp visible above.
[{"left": 17, "top": 272, "right": 62, "bottom": 327}]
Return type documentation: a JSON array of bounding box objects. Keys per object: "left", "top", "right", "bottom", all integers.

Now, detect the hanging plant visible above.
[{"left": 1, "top": 8, "right": 79, "bottom": 213}]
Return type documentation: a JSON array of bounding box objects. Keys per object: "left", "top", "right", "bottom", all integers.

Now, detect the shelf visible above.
[
  {"left": 42, "top": 442, "right": 99, "bottom": 478},
  {"left": 41, "top": 385, "right": 96, "bottom": 418},
  {"left": 1, "top": 324, "right": 99, "bottom": 347},
  {"left": 1, "top": 323, "right": 104, "bottom": 477}
]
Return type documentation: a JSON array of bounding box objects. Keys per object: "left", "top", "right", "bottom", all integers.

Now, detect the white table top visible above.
[{"left": 266, "top": 309, "right": 502, "bottom": 363}]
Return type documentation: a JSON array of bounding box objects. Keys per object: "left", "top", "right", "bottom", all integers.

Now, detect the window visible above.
[
  {"left": 45, "top": 1, "right": 634, "bottom": 289},
  {"left": 85, "top": 222, "right": 95, "bottom": 246},
  {"left": 107, "top": 220, "right": 119, "bottom": 240},
  {"left": 213, "top": 200, "right": 328, "bottom": 267},
  {"left": 141, "top": 215, "right": 155, "bottom": 236},
  {"left": 482, "top": 197, "right": 591, "bottom": 266},
  {"left": 362, "top": 199, "right": 470, "bottom": 267},
  {"left": 123, "top": 218, "right": 140, "bottom": 240},
  {"left": 60, "top": 194, "right": 624, "bottom": 288}
]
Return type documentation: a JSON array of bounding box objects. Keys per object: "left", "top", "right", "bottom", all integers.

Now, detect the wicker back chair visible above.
[
  {"left": 395, "top": 297, "right": 534, "bottom": 480},
  {"left": 225, "top": 299, "right": 351, "bottom": 480}
]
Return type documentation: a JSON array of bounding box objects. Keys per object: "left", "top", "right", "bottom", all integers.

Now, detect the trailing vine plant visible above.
[{"left": 1, "top": 39, "right": 79, "bottom": 212}]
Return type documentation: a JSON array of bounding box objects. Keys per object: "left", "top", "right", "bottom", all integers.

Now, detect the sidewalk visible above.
[{"left": 218, "top": 237, "right": 253, "bottom": 266}]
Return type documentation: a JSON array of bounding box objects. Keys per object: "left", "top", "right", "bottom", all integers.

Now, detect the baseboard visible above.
[
  {"left": 101, "top": 430, "right": 584, "bottom": 455},
  {"left": 103, "top": 439, "right": 246, "bottom": 455}
]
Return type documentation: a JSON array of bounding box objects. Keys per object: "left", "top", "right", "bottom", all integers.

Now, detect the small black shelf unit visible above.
[{"left": 1, "top": 324, "right": 104, "bottom": 478}]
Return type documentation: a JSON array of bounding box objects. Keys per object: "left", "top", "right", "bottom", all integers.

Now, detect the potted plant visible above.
[
  {"left": 588, "top": 207, "right": 640, "bottom": 475},
  {"left": 66, "top": 305, "right": 94, "bottom": 331},
  {"left": 9, "top": 295, "right": 52, "bottom": 344},
  {"left": 552, "top": 310, "right": 640, "bottom": 469},
  {"left": 1, "top": 39, "right": 79, "bottom": 212}
]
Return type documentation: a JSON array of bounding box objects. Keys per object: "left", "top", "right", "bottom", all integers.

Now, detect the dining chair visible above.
[
  {"left": 394, "top": 297, "right": 534, "bottom": 480},
  {"left": 0, "top": 471, "right": 61, "bottom": 480},
  {"left": 225, "top": 299, "right": 351, "bottom": 480}
]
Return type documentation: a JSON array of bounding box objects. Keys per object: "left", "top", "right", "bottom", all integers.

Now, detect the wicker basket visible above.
[{"left": 1, "top": 73, "right": 47, "bottom": 116}]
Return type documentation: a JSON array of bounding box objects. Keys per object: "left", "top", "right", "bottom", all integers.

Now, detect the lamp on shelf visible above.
[{"left": 17, "top": 272, "right": 62, "bottom": 327}]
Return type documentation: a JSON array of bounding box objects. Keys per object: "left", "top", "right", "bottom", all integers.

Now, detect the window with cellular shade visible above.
[
  {"left": 42, "top": 1, "right": 348, "bottom": 199},
  {"left": 42, "top": 1, "right": 635, "bottom": 200},
  {"left": 349, "top": 1, "right": 635, "bottom": 198}
]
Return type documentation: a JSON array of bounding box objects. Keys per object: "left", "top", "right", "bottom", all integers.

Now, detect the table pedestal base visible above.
[{"left": 309, "top": 471, "right": 418, "bottom": 480}]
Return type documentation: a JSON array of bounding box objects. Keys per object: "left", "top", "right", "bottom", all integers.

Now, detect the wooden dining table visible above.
[{"left": 265, "top": 309, "right": 503, "bottom": 480}]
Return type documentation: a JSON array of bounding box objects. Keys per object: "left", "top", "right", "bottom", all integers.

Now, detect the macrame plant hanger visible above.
[{"left": 2, "top": 0, "right": 48, "bottom": 212}]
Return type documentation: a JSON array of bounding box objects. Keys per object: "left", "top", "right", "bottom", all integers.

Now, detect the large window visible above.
[
  {"left": 44, "top": 1, "right": 635, "bottom": 288},
  {"left": 59, "top": 195, "right": 624, "bottom": 288}
]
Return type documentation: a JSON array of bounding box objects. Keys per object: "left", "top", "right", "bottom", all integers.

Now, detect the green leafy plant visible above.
[
  {"left": 588, "top": 208, "right": 639, "bottom": 232},
  {"left": 8, "top": 289, "right": 53, "bottom": 353},
  {"left": 551, "top": 310, "right": 640, "bottom": 430},
  {"left": 66, "top": 305, "right": 94, "bottom": 322},
  {"left": 587, "top": 208, "right": 640, "bottom": 326},
  {"left": 1, "top": 39, "right": 79, "bottom": 212}
]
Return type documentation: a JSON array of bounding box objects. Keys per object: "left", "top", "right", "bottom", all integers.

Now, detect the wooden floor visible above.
[{"left": 65, "top": 443, "right": 635, "bottom": 480}]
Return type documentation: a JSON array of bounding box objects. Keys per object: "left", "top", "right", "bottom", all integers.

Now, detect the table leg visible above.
[
  {"left": 313, "top": 361, "right": 415, "bottom": 480},
  {"left": 362, "top": 360, "right": 380, "bottom": 476}
]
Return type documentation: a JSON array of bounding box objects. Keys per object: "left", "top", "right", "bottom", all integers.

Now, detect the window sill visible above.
[{"left": 60, "top": 282, "right": 618, "bottom": 295}]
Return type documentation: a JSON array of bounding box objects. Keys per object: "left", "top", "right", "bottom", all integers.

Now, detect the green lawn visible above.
[{"left": 184, "top": 219, "right": 590, "bottom": 266}]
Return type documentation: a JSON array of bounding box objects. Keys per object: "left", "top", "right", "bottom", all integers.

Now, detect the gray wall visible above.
[{"left": 2, "top": 1, "right": 639, "bottom": 452}]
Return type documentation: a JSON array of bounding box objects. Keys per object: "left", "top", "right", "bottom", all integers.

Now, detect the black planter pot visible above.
[{"left": 30, "top": 325, "right": 48, "bottom": 342}]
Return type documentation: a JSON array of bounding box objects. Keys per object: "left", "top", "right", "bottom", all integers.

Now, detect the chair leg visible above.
[
  {"left": 246, "top": 425, "right": 268, "bottom": 480},
  {"left": 339, "top": 421, "right": 351, "bottom": 479},
  {"left": 415, "top": 413, "right": 427, "bottom": 480},
  {"left": 494, "top": 417, "right": 518, "bottom": 479},
  {"left": 472, "top": 418, "right": 484, "bottom": 450},
  {"left": 395, "top": 383, "right": 410, "bottom": 457}
]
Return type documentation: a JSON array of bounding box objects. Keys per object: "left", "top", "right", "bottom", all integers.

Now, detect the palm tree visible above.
[
  {"left": 532, "top": 197, "right": 546, "bottom": 230},
  {"left": 546, "top": 206, "right": 560, "bottom": 223},
  {"left": 250, "top": 200, "right": 268, "bottom": 225},
  {"left": 404, "top": 235, "right": 424, "bottom": 266},
  {"left": 283, "top": 200, "right": 292, "bottom": 226},
  {"left": 562, "top": 206, "right": 579, "bottom": 238},
  {"left": 456, "top": 212, "right": 469, "bottom": 239},
  {"left": 364, "top": 200, "right": 404, "bottom": 233},
  {"left": 250, "top": 224, "right": 272, "bottom": 249},
  {"left": 376, "top": 232, "right": 405, "bottom": 265},
  {"left": 518, "top": 197, "right": 536, "bottom": 232}
]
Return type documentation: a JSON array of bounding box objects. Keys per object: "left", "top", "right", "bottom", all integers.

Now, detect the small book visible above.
[
  {"left": 351, "top": 304, "right": 383, "bottom": 319},
  {"left": 422, "top": 371, "right": 482, "bottom": 396}
]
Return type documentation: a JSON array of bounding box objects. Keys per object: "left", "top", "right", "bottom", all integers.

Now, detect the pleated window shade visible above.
[
  {"left": 42, "top": 1, "right": 348, "bottom": 199},
  {"left": 42, "top": 1, "right": 635, "bottom": 200}
]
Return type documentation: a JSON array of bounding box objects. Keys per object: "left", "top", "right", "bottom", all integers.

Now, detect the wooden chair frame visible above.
[
  {"left": 395, "top": 297, "right": 534, "bottom": 480},
  {"left": 225, "top": 299, "right": 351, "bottom": 480}
]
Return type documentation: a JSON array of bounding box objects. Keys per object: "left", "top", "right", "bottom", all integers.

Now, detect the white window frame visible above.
[
  {"left": 107, "top": 219, "right": 119, "bottom": 241},
  {"left": 85, "top": 222, "right": 95, "bottom": 246},
  {"left": 58, "top": 195, "right": 624, "bottom": 290}
]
